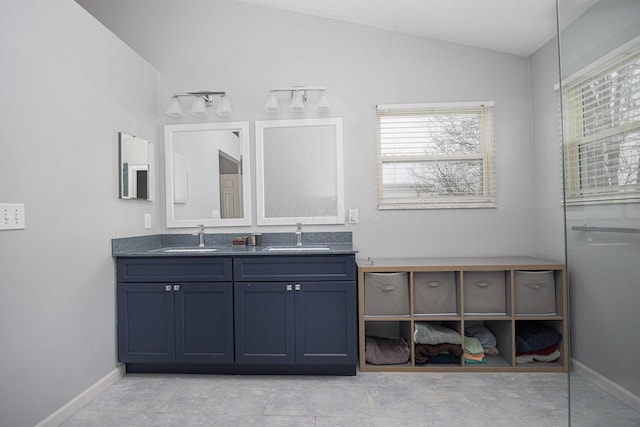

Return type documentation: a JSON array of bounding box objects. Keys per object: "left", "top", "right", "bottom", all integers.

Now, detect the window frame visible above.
[
  {"left": 562, "top": 46, "right": 640, "bottom": 206},
  {"left": 376, "top": 101, "right": 496, "bottom": 210}
]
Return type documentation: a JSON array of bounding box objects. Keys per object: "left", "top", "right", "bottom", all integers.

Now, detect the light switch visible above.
[
  {"left": 348, "top": 208, "right": 359, "bottom": 224},
  {"left": 144, "top": 213, "right": 152, "bottom": 229},
  {"left": 0, "top": 203, "right": 25, "bottom": 230}
]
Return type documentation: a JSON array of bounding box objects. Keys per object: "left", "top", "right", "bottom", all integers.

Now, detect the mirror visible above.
[
  {"left": 164, "top": 122, "right": 251, "bottom": 227},
  {"left": 256, "top": 118, "right": 345, "bottom": 225},
  {"left": 119, "top": 132, "right": 153, "bottom": 201}
]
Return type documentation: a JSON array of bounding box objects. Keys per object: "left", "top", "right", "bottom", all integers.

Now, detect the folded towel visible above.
[
  {"left": 465, "top": 324, "right": 497, "bottom": 348},
  {"left": 414, "top": 322, "right": 462, "bottom": 345},
  {"left": 463, "top": 336, "right": 485, "bottom": 355},
  {"left": 365, "top": 336, "right": 410, "bottom": 365}
]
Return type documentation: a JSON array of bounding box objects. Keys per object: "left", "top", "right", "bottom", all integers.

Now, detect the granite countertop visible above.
[{"left": 112, "top": 232, "right": 357, "bottom": 257}]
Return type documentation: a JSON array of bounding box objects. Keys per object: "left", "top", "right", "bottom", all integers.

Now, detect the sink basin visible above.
[
  {"left": 266, "top": 246, "right": 331, "bottom": 252},
  {"left": 158, "top": 247, "right": 218, "bottom": 253}
]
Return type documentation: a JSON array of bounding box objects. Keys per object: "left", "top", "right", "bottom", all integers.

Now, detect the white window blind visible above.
[
  {"left": 563, "top": 48, "right": 640, "bottom": 205},
  {"left": 376, "top": 102, "right": 495, "bottom": 209}
]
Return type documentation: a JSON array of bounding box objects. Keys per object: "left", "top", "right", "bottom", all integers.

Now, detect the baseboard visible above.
[
  {"left": 36, "top": 364, "right": 125, "bottom": 427},
  {"left": 571, "top": 358, "right": 640, "bottom": 412}
]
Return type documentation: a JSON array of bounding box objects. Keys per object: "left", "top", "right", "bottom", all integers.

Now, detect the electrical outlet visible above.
[
  {"left": 144, "top": 213, "right": 152, "bottom": 229},
  {"left": 348, "top": 208, "right": 359, "bottom": 224},
  {"left": 0, "top": 203, "right": 25, "bottom": 230}
]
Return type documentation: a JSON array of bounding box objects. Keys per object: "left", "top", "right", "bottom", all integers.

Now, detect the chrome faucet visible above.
[
  {"left": 193, "top": 224, "right": 206, "bottom": 248},
  {"left": 295, "top": 223, "right": 303, "bottom": 246}
]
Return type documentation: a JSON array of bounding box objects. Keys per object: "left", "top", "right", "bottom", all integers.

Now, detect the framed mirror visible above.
[
  {"left": 164, "top": 122, "right": 251, "bottom": 227},
  {"left": 119, "top": 132, "right": 153, "bottom": 201},
  {"left": 256, "top": 118, "right": 345, "bottom": 225}
]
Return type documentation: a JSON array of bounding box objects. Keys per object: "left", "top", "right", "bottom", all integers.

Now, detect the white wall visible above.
[
  {"left": 0, "top": 1, "right": 159, "bottom": 426},
  {"left": 79, "top": 0, "right": 541, "bottom": 259},
  {"left": 529, "top": 37, "right": 565, "bottom": 262}
]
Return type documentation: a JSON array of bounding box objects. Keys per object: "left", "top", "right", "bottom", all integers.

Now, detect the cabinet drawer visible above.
[
  {"left": 117, "top": 257, "right": 232, "bottom": 282},
  {"left": 234, "top": 255, "right": 355, "bottom": 282}
]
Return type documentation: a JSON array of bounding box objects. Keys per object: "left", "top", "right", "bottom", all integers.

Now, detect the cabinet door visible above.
[
  {"left": 174, "top": 282, "right": 234, "bottom": 363},
  {"left": 234, "top": 282, "right": 295, "bottom": 364},
  {"left": 294, "top": 282, "right": 357, "bottom": 364},
  {"left": 117, "top": 283, "right": 175, "bottom": 363}
]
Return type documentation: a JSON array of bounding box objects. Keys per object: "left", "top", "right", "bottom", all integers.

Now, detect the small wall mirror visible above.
[
  {"left": 256, "top": 118, "right": 345, "bottom": 225},
  {"left": 164, "top": 122, "right": 251, "bottom": 227},
  {"left": 119, "top": 132, "right": 153, "bottom": 201}
]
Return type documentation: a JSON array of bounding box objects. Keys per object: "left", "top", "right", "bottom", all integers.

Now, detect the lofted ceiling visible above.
[
  {"left": 75, "top": 0, "right": 599, "bottom": 57},
  {"left": 234, "top": 0, "right": 598, "bottom": 56}
]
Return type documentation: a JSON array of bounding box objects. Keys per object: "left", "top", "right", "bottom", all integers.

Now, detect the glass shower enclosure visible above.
[{"left": 557, "top": 0, "right": 640, "bottom": 425}]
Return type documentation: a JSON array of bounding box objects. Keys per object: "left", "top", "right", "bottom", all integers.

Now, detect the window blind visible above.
[
  {"left": 563, "top": 49, "right": 640, "bottom": 204},
  {"left": 376, "top": 102, "right": 495, "bottom": 209}
]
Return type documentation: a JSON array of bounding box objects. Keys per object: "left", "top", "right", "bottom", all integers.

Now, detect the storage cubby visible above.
[
  {"left": 358, "top": 257, "right": 567, "bottom": 373},
  {"left": 463, "top": 319, "right": 513, "bottom": 369},
  {"left": 514, "top": 319, "right": 566, "bottom": 370},
  {"left": 414, "top": 320, "right": 463, "bottom": 368},
  {"left": 363, "top": 321, "right": 412, "bottom": 369}
]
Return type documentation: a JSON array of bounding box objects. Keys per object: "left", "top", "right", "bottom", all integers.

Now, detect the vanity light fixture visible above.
[
  {"left": 165, "top": 91, "right": 232, "bottom": 118},
  {"left": 263, "top": 86, "right": 329, "bottom": 113}
]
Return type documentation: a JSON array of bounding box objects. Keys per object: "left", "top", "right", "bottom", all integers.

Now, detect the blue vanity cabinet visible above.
[
  {"left": 117, "top": 282, "right": 175, "bottom": 363},
  {"left": 117, "top": 257, "right": 234, "bottom": 364},
  {"left": 234, "top": 282, "right": 296, "bottom": 365},
  {"left": 234, "top": 255, "right": 357, "bottom": 371}
]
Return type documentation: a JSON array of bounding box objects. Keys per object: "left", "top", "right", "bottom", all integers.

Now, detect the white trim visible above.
[
  {"left": 255, "top": 118, "right": 345, "bottom": 225},
  {"left": 377, "top": 100, "right": 494, "bottom": 112},
  {"left": 35, "top": 365, "right": 125, "bottom": 427},
  {"left": 571, "top": 358, "right": 640, "bottom": 413},
  {"left": 164, "top": 121, "right": 252, "bottom": 228}
]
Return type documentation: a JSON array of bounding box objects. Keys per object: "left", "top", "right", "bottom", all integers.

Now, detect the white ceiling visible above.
[{"left": 235, "top": 0, "right": 598, "bottom": 56}]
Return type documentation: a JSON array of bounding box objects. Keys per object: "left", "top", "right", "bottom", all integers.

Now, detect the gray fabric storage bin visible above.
[
  {"left": 514, "top": 271, "right": 556, "bottom": 315},
  {"left": 463, "top": 271, "right": 506, "bottom": 315},
  {"left": 364, "top": 272, "right": 409, "bottom": 315},
  {"left": 414, "top": 272, "right": 457, "bottom": 315}
]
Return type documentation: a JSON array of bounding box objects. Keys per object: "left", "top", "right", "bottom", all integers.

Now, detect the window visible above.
[
  {"left": 376, "top": 102, "right": 495, "bottom": 209},
  {"left": 563, "top": 48, "right": 640, "bottom": 205}
]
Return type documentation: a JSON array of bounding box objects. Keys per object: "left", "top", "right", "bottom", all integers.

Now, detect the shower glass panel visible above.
[{"left": 557, "top": 0, "right": 640, "bottom": 425}]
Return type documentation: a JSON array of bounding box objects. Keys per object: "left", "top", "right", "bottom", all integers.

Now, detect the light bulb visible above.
[
  {"left": 165, "top": 96, "right": 184, "bottom": 117},
  {"left": 316, "top": 91, "right": 329, "bottom": 112},
  {"left": 216, "top": 95, "right": 232, "bottom": 116},
  {"left": 190, "top": 96, "right": 208, "bottom": 117},
  {"left": 264, "top": 92, "right": 280, "bottom": 112}
]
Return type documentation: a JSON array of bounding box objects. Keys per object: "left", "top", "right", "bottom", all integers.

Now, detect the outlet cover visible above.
[{"left": 0, "top": 203, "right": 25, "bottom": 230}]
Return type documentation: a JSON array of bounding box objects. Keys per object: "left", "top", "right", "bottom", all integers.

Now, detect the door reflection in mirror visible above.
[
  {"left": 164, "top": 122, "right": 251, "bottom": 228},
  {"left": 119, "top": 132, "right": 152, "bottom": 201}
]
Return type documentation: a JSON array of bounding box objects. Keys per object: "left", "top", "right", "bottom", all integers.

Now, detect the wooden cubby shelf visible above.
[{"left": 358, "top": 257, "right": 567, "bottom": 373}]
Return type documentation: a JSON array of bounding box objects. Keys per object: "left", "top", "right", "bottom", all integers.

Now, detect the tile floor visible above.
[{"left": 61, "top": 370, "right": 639, "bottom": 427}]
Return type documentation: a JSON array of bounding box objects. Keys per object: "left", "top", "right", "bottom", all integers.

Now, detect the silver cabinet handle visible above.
[
  {"left": 165, "top": 285, "right": 172, "bottom": 292},
  {"left": 286, "top": 284, "right": 293, "bottom": 291},
  {"left": 295, "top": 284, "right": 301, "bottom": 291},
  {"left": 173, "top": 284, "right": 181, "bottom": 291}
]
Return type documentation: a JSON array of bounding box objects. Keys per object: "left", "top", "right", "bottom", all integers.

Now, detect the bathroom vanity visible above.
[{"left": 113, "top": 233, "right": 357, "bottom": 375}]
